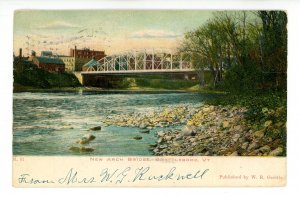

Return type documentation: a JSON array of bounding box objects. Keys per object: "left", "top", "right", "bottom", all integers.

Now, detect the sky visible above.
[{"left": 14, "top": 10, "right": 213, "bottom": 56}]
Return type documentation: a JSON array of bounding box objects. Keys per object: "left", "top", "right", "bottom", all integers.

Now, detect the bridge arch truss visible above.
[{"left": 84, "top": 49, "right": 193, "bottom": 73}]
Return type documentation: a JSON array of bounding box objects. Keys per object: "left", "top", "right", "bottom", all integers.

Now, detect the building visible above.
[
  {"left": 58, "top": 56, "right": 75, "bottom": 72},
  {"left": 70, "top": 46, "right": 106, "bottom": 60},
  {"left": 37, "top": 51, "right": 75, "bottom": 72},
  {"left": 32, "top": 55, "right": 65, "bottom": 72},
  {"left": 70, "top": 46, "right": 106, "bottom": 71},
  {"left": 41, "top": 51, "right": 53, "bottom": 57}
]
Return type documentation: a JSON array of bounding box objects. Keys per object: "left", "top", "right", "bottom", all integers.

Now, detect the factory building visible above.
[{"left": 69, "top": 46, "right": 106, "bottom": 71}]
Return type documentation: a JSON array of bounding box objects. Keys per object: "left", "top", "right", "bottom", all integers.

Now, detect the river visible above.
[{"left": 13, "top": 91, "right": 209, "bottom": 156}]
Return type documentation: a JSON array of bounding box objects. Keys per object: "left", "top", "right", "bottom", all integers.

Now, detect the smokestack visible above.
[
  {"left": 19, "top": 48, "right": 22, "bottom": 58},
  {"left": 74, "top": 45, "right": 77, "bottom": 58}
]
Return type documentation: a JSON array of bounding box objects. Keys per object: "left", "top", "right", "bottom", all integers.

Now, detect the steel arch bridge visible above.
[{"left": 81, "top": 48, "right": 194, "bottom": 74}]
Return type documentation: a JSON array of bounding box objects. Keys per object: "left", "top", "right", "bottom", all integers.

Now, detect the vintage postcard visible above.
[{"left": 13, "top": 10, "right": 287, "bottom": 187}]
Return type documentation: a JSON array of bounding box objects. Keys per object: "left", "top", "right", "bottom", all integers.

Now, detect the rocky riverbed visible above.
[
  {"left": 103, "top": 104, "right": 286, "bottom": 156},
  {"left": 103, "top": 104, "right": 201, "bottom": 129}
]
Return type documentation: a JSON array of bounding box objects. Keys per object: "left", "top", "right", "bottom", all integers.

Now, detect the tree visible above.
[
  {"left": 181, "top": 11, "right": 287, "bottom": 92},
  {"left": 180, "top": 17, "right": 228, "bottom": 87},
  {"left": 258, "top": 11, "right": 287, "bottom": 90}
]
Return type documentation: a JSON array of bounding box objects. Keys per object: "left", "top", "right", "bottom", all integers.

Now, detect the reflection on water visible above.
[{"left": 13, "top": 92, "right": 207, "bottom": 156}]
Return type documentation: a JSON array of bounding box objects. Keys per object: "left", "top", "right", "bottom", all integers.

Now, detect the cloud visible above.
[
  {"left": 39, "top": 21, "right": 80, "bottom": 30},
  {"left": 129, "top": 29, "right": 182, "bottom": 39}
]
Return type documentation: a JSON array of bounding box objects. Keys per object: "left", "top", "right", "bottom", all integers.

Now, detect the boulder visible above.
[
  {"left": 76, "top": 134, "right": 96, "bottom": 144},
  {"left": 269, "top": 147, "right": 284, "bottom": 156},
  {"left": 69, "top": 146, "right": 80, "bottom": 152},
  {"left": 69, "top": 146, "right": 94, "bottom": 153},
  {"left": 90, "top": 126, "right": 101, "bottom": 131},
  {"left": 222, "top": 121, "right": 230, "bottom": 128},
  {"left": 165, "top": 135, "right": 173, "bottom": 141},
  {"left": 248, "top": 141, "right": 260, "bottom": 151},
  {"left": 233, "top": 125, "right": 242, "bottom": 131},
  {"left": 157, "top": 137, "right": 163, "bottom": 144},
  {"left": 232, "top": 134, "right": 241, "bottom": 142},
  {"left": 182, "top": 126, "right": 196, "bottom": 136},
  {"left": 149, "top": 144, "right": 157, "bottom": 148},
  {"left": 202, "top": 107, "right": 211, "bottom": 112},
  {"left": 253, "top": 129, "right": 265, "bottom": 139},
  {"left": 230, "top": 151, "right": 239, "bottom": 156},
  {"left": 80, "top": 147, "right": 94, "bottom": 152},
  {"left": 157, "top": 131, "right": 165, "bottom": 137},
  {"left": 139, "top": 129, "right": 150, "bottom": 134},
  {"left": 139, "top": 123, "right": 147, "bottom": 129},
  {"left": 133, "top": 136, "right": 143, "bottom": 140},
  {"left": 259, "top": 145, "right": 271, "bottom": 153},
  {"left": 241, "top": 142, "right": 249, "bottom": 150},
  {"left": 264, "top": 120, "right": 273, "bottom": 128}
]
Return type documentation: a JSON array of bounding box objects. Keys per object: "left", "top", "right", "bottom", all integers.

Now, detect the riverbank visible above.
[
  {"left": 152, "top": 104, "right": 286, "bottom": 156},
  {"left": 101, "top": 92, "right": 286, "bottom": 156},
  {"left": 13, "top": 84, "right": 224, "bottom": 94}
]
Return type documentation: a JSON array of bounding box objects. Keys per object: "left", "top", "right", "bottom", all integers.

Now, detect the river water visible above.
[{"left": 13, "top": 91, "right": 208, "bottom": 156}]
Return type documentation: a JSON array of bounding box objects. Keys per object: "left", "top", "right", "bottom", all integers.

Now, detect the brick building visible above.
[
  {"left": 70, "top": 46, "right": 106, "bottom": 71},
  {"left": 70, "top": 46, "right": 106, "bottom": 60},
  {"left": 32, "top": 56, "right": 65, "bottom": 72}
]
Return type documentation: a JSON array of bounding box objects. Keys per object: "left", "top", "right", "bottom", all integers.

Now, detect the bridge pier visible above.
[{"left": 73, "top": 72, "right": 83, "bottom": 85}]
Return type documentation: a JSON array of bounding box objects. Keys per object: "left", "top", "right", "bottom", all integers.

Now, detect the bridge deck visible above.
[{"left": 81, "top": 69, "right": 196, "bottom": 75}]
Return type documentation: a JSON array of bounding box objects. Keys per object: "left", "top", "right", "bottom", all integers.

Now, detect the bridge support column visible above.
[{"left": 73, "top": 72, "right": 83, "bottom": 85}]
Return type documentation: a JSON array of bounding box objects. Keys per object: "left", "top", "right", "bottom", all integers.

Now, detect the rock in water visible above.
[
  {"left": 90, "top": 126, "right": 101, "bottom": 131},
  {"left": 69, "top": 146, "right": 80, "bottom": 152},
  {"left": 76, "top": 134, "right": 96, "bottom": 144},
  {"left": 77, "top": 138, "right": 89, "bottom": 144},
  {"left": 80, "top": 147, "right": 94, "bottom": 152},
  {"left": 149, "top": 144, "right": 157, "bottom": 148},
  {"left": 69, "top": 146, "right": 94, "bottom": 153},
  {"left": 86, "top": 134, "right": 96, "bottom": 141},
  {"left": 139, "top": 129, "right": 150, "bottom": 134},
  {"left": 157, "top": 131, "right": 164, "bottom": 137},
  {"left": 133, "top": 136, "right": 143, "bottom": 140},
  {"left": 139, "top": 123, "right": 147, "bottom": 129}
]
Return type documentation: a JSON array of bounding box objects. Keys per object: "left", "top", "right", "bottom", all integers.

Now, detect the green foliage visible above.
[
  {"left": 135, "top": 78, "right": 198, "bottom": 90},
  {"left": 205, "top": 90, "right": 287, "bottom": 151},
  {"left": 222, "top": 62, "right": 262, "bottom": 93},
  {"left": 109, "top": 78, "right": 134, "bottom": 89},
  {"left": 181, "top": 11, "right": 287, "bottom": 92},
  {"left": 13, "top": 61, "right": 81, "bottom": 89}
]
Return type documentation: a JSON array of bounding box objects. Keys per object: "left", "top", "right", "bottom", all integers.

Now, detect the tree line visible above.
[{"left": 181, "top": 11, "right": 287, "bottom": 92}]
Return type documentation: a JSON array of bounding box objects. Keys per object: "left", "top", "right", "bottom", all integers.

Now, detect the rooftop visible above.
[
  {"left": 36, "top": 57, "right": 65, "bottom": 65},
  {"left": 83, "top": 59, "right": 99, "bottom": 67}
]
